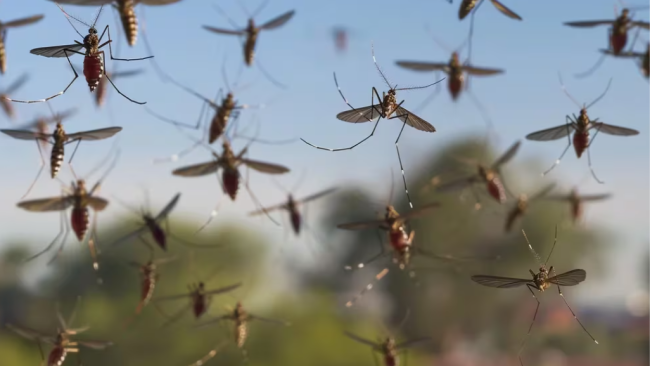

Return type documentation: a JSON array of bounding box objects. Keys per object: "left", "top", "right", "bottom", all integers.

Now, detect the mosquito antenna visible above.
[
  {"left": 251, "top": 0, "right": 270, "bottom": 19},
  {"left": 290, "top": 169, "right": 307, "bottom": 193},
  {"left": 371, "top": 42, "right": 393, "bottom": 90},
  {"left": 574, "top": 54, "right": 608, "bottom": 79},
  {"left": 424, "top": 24, "right": 454, "bottom": 53},
  {"left": 91, "top": 4, "right": 104, "bottom": 28},
  {"left": 54, "top": 2, "right": 89, "bottom": 38},
  {"left": 212, "top": 3, "right": 242, "bottom": 30},
  {"left": 586, "top": 78, "right": 613, "bottom": 109},
  {"left": 544, "top": 225, "right": 559, "bottom": 266},
  {"left": 236, "top": 0, "right": 253, "bottom": 19},
  {"left": 557, "top": 72, "right": 582, "bottom": 109},
  {"left": 394, "top": 77, "right": 445, "bottom": 91},
  {"left": 521, "top": 229, "right": 544, "bottom": 267},
  {"left": 388, "top": 168, "right": 395, "bottom": 207},
  {"left": 110, "top": 194, "right": 143, "bottom": 217},
  {"left": 88, "top": 149, "right": 120, "bottom": 196},
  {"left": 270, "top": 176, "right": 290, "bottom": 195}
]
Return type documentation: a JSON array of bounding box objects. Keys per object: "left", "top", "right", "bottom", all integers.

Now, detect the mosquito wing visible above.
[
  {"left": 1, "top": 15, "right": 44, "bottom": 28},
  {"left": 5, "top": 323, "right": 56, "bottom": 344},
  {"left": 111, "top": 225, "right": 149, "bottom": 247},
  {"left": 600, "top": 49, "right": 645, "bottom": 58},
  {"left": 491, "top": 140, "right": 521, "bottom": 169},
  {"left": 17, "top": 196, "right": 74, "bottom": 212},
  {"left": 249, "top": 314, "right": 290, "bottom": 326},
  {"left": 525, "top": 124, "right": 574, "bottom": 141},
  {"left": 396, "top": 202, "right": 440, "bottom": 222},
  {"left": 591, "top": 122, "right": 639, "bottom": 136},
  {"left": 296, "top": 187, "right": 338, "bottom": 204},
  {"left": 203, "top": 283, "right": 243, "bottom": 296},
  {"left": 194, "top": 314, "right": 234, "bottom": 329},
  {"left": 579, "top": 193, "right": 612, "bottom": 201},
  {"left": 4, "top": 73, "right": 29, "bottom": 94},
  {"left": 530, "top": 183, "right": 556, "bottom": 201},
  {"left": 395, "top": 337, "right": 431, "bottom": 350},
  {"left": 87, "top": 197, "right": 110, "bottom": 211},
  {"left": 259, "top": 10, "right": 295, "bottom": 31},
  {"left": 50, "top": 0, "right": 113, "bottom": 4},
  {"left": 30, "top": 44, "right": 84, "bottom": 58},
  {"left": 239, "top": 159, "right": 290, "bottom": 174},
  {"left": 489, "top": 0, "right": 522, "bottom": 20},
  {"left": 471, "top": 275, "right": 533, "bottom": 288},
  {"left": 154, "top": 193, "right": 181, "bottom": 221},
  {"left": 109, "top": 69, "right": 145, "bottom": 79},
  {"left": 66, "top": 127, "right": 123, "bottom": 141},
  {"left": 78, "top": 340, "right": 113, "bottom": 350},
  {"left": 344, "top": 331, "right": 380, "bottom": 349},
  {"left": 462, "top": 65, "right": 505, "bottom": 76},
  {"left": 138, "top": 0, "right": 183, "bottom": 5},
  {"left": 395, "top": 61, "right": 450, "bottom": 73},
  {"left": 548, "top": 269, "right": 586, "bottom": 286},
  {"left": 564, "top": 20, "right": 616, "bottom": 28},
  {"left": 336, "top": 105, "right": 381, "bottom": 123},
  {"left": 395, "top": 107, "right": 436, "bottom": 132},
  {"left": 154, "top": 292, "right": 190, "bottom": 302},
  {"left": 202, "top": 25, "right": 246, "bottom": 36},
  {"left": 248, "top": 202, "right": 288, "bottom": 216},
  {"left": 172, "top": 161, "right": 220, "bottom": 177},
  {"left": 631, "top": 21, "right": 650, "bottom": 30},
  {"left": 337, "top": 219, "right": 388, "bottom": 230},
  {"left": 435, "top": 176, "right": 480, "bottom": 192},
  {"left": 0, "top": 129, "right": 51, "bottom": 141}
]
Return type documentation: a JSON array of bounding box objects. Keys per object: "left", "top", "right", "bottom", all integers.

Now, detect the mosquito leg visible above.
[
  {"left": 242, "top": 172, "right": 281, "bottom": 227},
  {"left": 388, "top": 103, "right": 414, "bottom": 208},
  {"left": 517, "top": 284, "right": 541, "bottom": 366},
  {"left": 542, "top": 117, "right": 573, "bottom": 176},
  {"left": 99, "top": 25, "right": 154, "bottom": 62},
  {"left": 21, "top": 139, "right": 50, "bottom": 200},
  {"left": 99, "top": 51, "right": 147, "bottom": 105},
  {"left": 66, "top": 139, "right": 82, "bottom": 165},
  {"left": 586, "top": 126, "right": 604, "bottom": 184},
  {"left": 556, "top": 284, "right": 599, "bottom": 344},
  {"left": 412, "top": 73, "right": 443, "bottom": 113},
  {"left": 24, "top": 210, "right": 65, "bottom": 263},
  {"left": 255, "top": 57, "right": 288, "bottom": 90},
  {"left": 345, "top": 267, "right": 390, "bottom": 308},
  {"left": 344, "top": 231, "right": 387, "bottom": 271},
  {"left": 186, "top": 342, "right": 227, "bottom": 366},
  {"left": 46, "top": 209, "right": 71, "bottom": 266},
  {"left": 574, "top": 53, "right": 608, "bottom": 79},
  {"left": 139, "top": 7, "right": 171, "bottom": 83}
]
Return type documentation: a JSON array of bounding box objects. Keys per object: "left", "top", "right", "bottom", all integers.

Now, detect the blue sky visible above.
[{"left": 0, "top": 0, "right": 647, "bottom": 310}]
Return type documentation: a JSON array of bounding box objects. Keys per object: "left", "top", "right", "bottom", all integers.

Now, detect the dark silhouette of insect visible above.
[
  {"left": 504, "top": 183, "right": 556, "bottom": 232},
  {"left": 4, "top": 4, "right": 153, "bottom": 105},
  {"left": 601, "top": 42, "right": 650, "bottom": 78},
  {"left": 50, "top": 0, "right": 182, "bottom": 46},
  {"left": 471, "top": 228, "right": 598, "bottom": 365},
  {"left": 0, "top": 14, "right": 44, "bottom": 74},
  {"left": 332, "top": 26, "right": 348, "bottom": 53},
  {"left": 433, "top": 140, "right": 520, "bottom": 206},
  {"left": 6, "top": 108, "right": 77, "bottom": 154},
  {"left": 0, "top": 110, "right": 122, "bottom": 199},
  {"left": 544, "top": 188, "right": 611, "bottom": 224},
  {"left": 525, "top": 75, "right": 639, "bottom": 183},
  {"left": 0, "top": 73, "right": 30, "bottom": 119},
  {"left": 344, "top": 331, "right": 431, "bottom": 366},
  {"left": 455, "top": 0, "right": 521, "bottom": 21},
  {"left": 301, "top": 45, "right": 443, "bottom": 208},
  {"left": 5, "top": 299, "right": 112, "bottom": 366}
]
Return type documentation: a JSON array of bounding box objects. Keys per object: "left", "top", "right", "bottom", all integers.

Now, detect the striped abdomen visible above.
[
  {"left": 222, "top": 168, "right": 240, "bottom": 201},
  {"left": 83, "top": 55, "right": 104, "bottom": 91},
  {"left": 389, "top": 227, "right": 409, "bottom": 252},
  {"left": 50, "top": 142, "right": 64, "bottom": 178},
  {"left": 573, "top": 132, "right": 589, "bottom": 158},
  {"left": 71, "top": 206, "right": 89, "bottom": 241},
  {"left": 244, "top": 35, "right": 257, "bottom": 66},
  {"left": 47, "top": 346, "right": 66, "bottom": 366},
  {"left": 235, "top": 322, "right": 247, "bottom": 348},
  {"left": 0, "top": 96, "right": 14, "bottom": 118},
  {"left": 209, "top": 110, "right": 230, "bottom": 144},
  {"left": 118, "top": 0, "right": 138, "bottom": 46},
  {"left": 459, "top": 0, "right": 477, "bottom": 19},
  {"left": 486, "top": 177, "right": 506, "bottom": 203},
  {"left": 0, "top": 36, "right": 6, "bottom": 74},
  {"left": 138, "top": 272, "right": 156, "bottom": 313}
]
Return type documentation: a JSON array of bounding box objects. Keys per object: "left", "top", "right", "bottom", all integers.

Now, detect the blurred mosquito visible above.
[
  {"left": 601, "top": 41, "right": 649, "bottom": 79},
  {"left": 544, "top": 188, "right": 611, "bottom": 224},
  {"left": 4, "top": 107, "right": 77, "bottom": 154},
  {"left": 471, "top": 228, "right": 598, "bottom": 365},
  {"left": 0, "top": 13, "right": 44, "bottom": 74},
  {"left": 0, "top": 73, "right": 30, "bottom": 120},
  {"left": 51, "top": 0, "right": 182, "bottom": 47},
  {"left": 454, "top": 0, "right": 521, "bottom": 21},
  {"left": 4, "top": 3, "right": 153, "bottom": 105},
  {"left": 525, "top": 75, "right": 639, "bottom": 184},
  {"left": 301, "top": 44, "right": 443, "bottom": 208},
  {"left": 202, "top": 1, "right": 294, "bottom": 88},
  {"left": 0, "top": 104, "right": 121, "bottom": 199},
  {"left": 186, "top": 341, "right": 228, "bottom": 366},
  {"left": 504, "top": 183, "right": 556, "bottom": 232},
  {"left": 110, "top": 192, "right": 224, "bottom": 252},
  {"left": 5, "top": 297, "right": 112, "bottom": 366},
  {"left": 332, "top": 26, "right": 349, "bottom": 53},
  {"left": 432, "top": 140, "right": 520, "bottom": 209},
  {"left": 15, "top": 150, "right": 120, "bottom": 276}
]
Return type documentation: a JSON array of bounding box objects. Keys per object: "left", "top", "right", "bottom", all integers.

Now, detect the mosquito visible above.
[
  {"left": 471, "top": 228, "right": 598, "bottom": 365},
  {"left": 0, "top": 106, "right": 122, "bottom": 199},
  {"left": 504, "top": 183, "right": 556, "bottom": 232},
  {"left": 344, "top": 323, "right": 430, "bottom": 366},
  {"left": 301, "top": 44, "right": 443, "bottom": 208},
  {"left": 6, "top": 107, "right": 78, "bottom": 154},
  {"left": 5, "top": 298, "right": 112, "bottom": 366},
  {"left": 51, "top": 0, "right": 182, "bottom": 46},
  {"left": 455, "top": 0, "right": 521, "bottom": 21},
  {"left": 544, "top": 188, "right": 611, "bottom": 224},
  {"left": 0, "top": 13, "right": 44, "bottom": 74},
  {"left": 433, "top": 140, "right": 520, "bottom": 207},
  {"left": 601, "top": 42, "right": 649, "bottom": 79},
  {"left": 525, "top": 75, "right": 639, "bottom": 184},
  {"left": 332, "top": 26, "right": 349, "bottom": 53},
  {"left": 0, "top": 73, "right": 30, "bottom": 119},
  {"left": 4, "top": 3, "right": 153, "bottom": 105}
]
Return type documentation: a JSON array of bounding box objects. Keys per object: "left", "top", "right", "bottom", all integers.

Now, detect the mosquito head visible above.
[
  {"left": 621, "top": 8, "right": 630, "bottom": 17},
  {"left": 451, "top": 52, "right": 460, "bottom": 64},
  {"left": 388, "top": 88, "right": 396, "bottom": 96},
  {"left": 226, "top": 92, "right": 234, "bottom": 101},
  {"left": 89, "top": 27, "right": 97, "bottom": 35},
  {"left": 76, "top": 179, "right": 87, "bottom": 191},
  {"left": 248, "top": 18, "right": 255, "bottom": 29},
  {"left": 198, "top": 282, "right": 206, "bottom": 291},
  {"left": 539, "top": 266, "right": 548, "bottom": 274},
  {"left": 384, "top": 337, "right": 395, "bottom": 349}
]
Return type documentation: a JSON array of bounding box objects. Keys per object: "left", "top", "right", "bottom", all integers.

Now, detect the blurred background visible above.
[{"left": 0, "top": 0, "right": 647, "bottom": 365}]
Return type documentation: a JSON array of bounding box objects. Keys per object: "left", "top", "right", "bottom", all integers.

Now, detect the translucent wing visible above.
[
  {"left": 4, "top": 73, "right": 29, "bottom": 94},
  {"left": 337, "top": 219, "right": 388, "bottom": 230},
  {"left": 564, "top": 20, "right": 615, "bottom": 27},
  {"left": 395, "top": 61, "right": 450, "bottom": 72},
  {"left": 525, "top": 124, "right": 574, "bottom": 141},
  {"left": 138, "top": 0, "right": 183, "bottom": 5},
  {"left": 154, "top": 292, "right": 190, "bottom": 302},
  {"left": 396, "top": 202, "right": 440, "bottom": 222},
  {"left": 259, "top": 10, "right": 295, "bottom": 30},
  {"left": 248, "top": 202, "right": 288, "bottom": 216},
  {"left": 66, "top": 127, "right": 123, "bottom": 141},
  {"left": 492, "top": 140, "right": 521, "bottom": 169},
  {"left": 631, "top": 21, "right": 650, "bottom": 30},
  {"left": 172, "top": 161, "right": 220, "bottom": 177},
  {"left": 591, "top": 122, "right": 639, "bottom": 136},
  {"left": 202, "top": 25, "right": 246, "bottom": 35},
  {"left": 239, "top": 159, "right": 290, "bottom": 174},
  {"left": 488, "top": 0, "right": 522, "bottom": 20},
  {"left": 203, "top": 283, "right": 243, "bottom": 296},
  {"left": 462, "top": 65, "right": 505, "bottom": 76},
  {"left": 110, "top": 69, "right": 145, "bottom": 79},
  {"left": 6, "top": 323, "right": 56, "bottom": 344},
  {"left": 548, "top": 269, "right": 586, "bottom": 286},
  {"left": 395, "top": 337, "right": 431, "bottom": 350},
  {"left": 579, "top": 193, "right": 612, "bottom": 201},
  {"left": 601, "top": 49, "right": 645, "bottom": 58},
  {"left": 154, "top": 193, "right": 181, "bottom": 221},
  {"left": 194, "top": 314, "right": 234, "bottom": 328},
  {"left": 1, "top": 15, "right": 44, "bottom": 28},
  {"left": 30, "top": 44, "right": 84, "bottom": 58},
  {"left": 77, "top": 340, "right": 113, "bottom": 350},
  {"left": 543, "top": 194, "right": 572, "bottom": 201},
  {"left": 530, "top": 183, "right": 556, "bottom": 201},
  {"left": 296, "top": 187, "right": 338, "bottom": 204},
  {"left": 87, "top": 197, "right": 109, "bottom": 211},
  {"left": 336, "top": 105, "right": 381, "bottom": 123},
  {"left": 470, "top": 275, "right": 532, "bottom": 288},
  {"left": 0, "top": 129, "right": 51, "bottom": 141},
  {"left": 344, "top": 331, "right": 380, "bottom": 349},
  {"left": 395, "top": 107, "right": 436, "bottom": 132},
  {"left": 435, "top": 176, "right": 480, "bottom": 192},
  {"left": 110, "top": 224, "right": 149, "bottom": 247},
  {"left": 17, "top": 197, "right": 74, "bottom": 212}
]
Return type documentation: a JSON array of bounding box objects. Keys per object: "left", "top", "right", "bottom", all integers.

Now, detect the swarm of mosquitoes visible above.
[{"left": 0, "top": 0, "right": 646, "bottom": 365}]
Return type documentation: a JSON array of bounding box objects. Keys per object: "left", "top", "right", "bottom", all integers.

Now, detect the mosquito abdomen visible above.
[
  {"left": 209, "top": 113, "right": 229, "bottom": 144},
  {"left": 244, "top": 36, "right": 257, "bottom": 66},
  {"left": 50, "top": 142, "right": 65, "bottom": 178},
  {"left": 222, "top": 169, "right": 240, "bottom": 201},
  {"left": 610, "top": 32, "right": 627, "bottom": 55},
  {"left": 459, "top": 0, "right": 477, "bottom": 20},
  {"left": 0, "top": 37, "right": 6, "bottom": 74},
  {"left": 71, "top": 207, "right": 90, "bottom": 241},
  {"left": 486, "top": 178, "right": 506, "bottom": 203},
  {"left": 118, "top": 0, "right": 138, "bottom": 46},
  {"left": 572, "top": 132, "right": 589, "bottom": 158},
  {"left": 48, "top": 346, "right": 66, "bottom": 366},
  {"left": 236, "top": 322, "right": 247, "bottom": 348},
  {"left": 84, "top": 55, "right": 104, "bottom": 92}
]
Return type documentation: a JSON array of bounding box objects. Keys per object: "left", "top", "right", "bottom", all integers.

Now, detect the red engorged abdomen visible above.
[
  {"left": 389, "top": 228, "right": 409, "bottom": 251},
  {"left": 71, "top": 207, "right": 89, "bottom": 241},
  {"left": 150, "top": 223, "right": 167, "bottom": 251},
  {"left": 610, "top": 33, "right": 627, "bottom": 55},
  {"left": 193, "top": 297, "right": 206, "bottom": 318},
  {"left": 384, "top": 354, "right": 397, "bottom": 366},
  {"left": 83, "top": 55, "right": 103, "bottom": 91},
  {"left": 290, "top": 211, "right": 301, "bottom": 235},
  {"left": 573, "top": 132, "right": 589, "bottom": 158},
  {"left": 222, "top": 169, "right": 240, "bottom": 201},
  {"left": 486, "top": 178, "right": 506, "bottom": 203},
  {"left": 449, "top": 77, "right": 462, "bottom": 100},
  {"left": 571, "top": 201, "right": 583, "bottom": 222},
  {"left": 48, "top": 347, "right": 66, "bottom": 366}
]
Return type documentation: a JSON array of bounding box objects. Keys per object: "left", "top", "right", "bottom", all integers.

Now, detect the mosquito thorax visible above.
[
  {"left": 54, "top": 123, "right": 65, "bottom": 138},
  {"left": 450, "top": 52, "right": 461, "bottom": 67},
  {"left": 84, "top": 28, "right": 99, "bottom": 51}
]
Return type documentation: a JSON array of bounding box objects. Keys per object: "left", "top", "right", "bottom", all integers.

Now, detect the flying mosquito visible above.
[
  {"left": 50, "top": 0, "right": 182, "bottom": 47},
  {"left": 601, "top": 42, "right": 649, "bottom": 78},
  {"left": 344, "top": 331, "right": 431, "bottom": 366},
  {"left": 525, "top": 75, "right": 639, "bottom": 184},
  {"left": 4, "top": 4, "right": 153, "bottom": 105},
  {"left": 471, "top": 228, "right": 598, "bottom": 365},
  {"left": 544, "top": 188, "right": 611, "bottom": 224},
  {"left": 301, "top": 44, "right": 443, "bottom": 208},
  {"left": 6, "top": 107, "right": 78, "bottom": 154},
  {"left": 0, "top": 13, "right": 44, "bottom": 74},
  {"left": 0, "top": 111, "right": 122, "bottom": 199},
  {"left": 432, "top": 140, "right": 520, "bottom": 207},
  {"left": 0, "top": 73, "right": 30, "bottom": 119},
  {"left": 5, "top": 299, "right": 112, "bottom": 366},
  {"left": 455, "top": 0, "right": 522, "bottom": 21},
  {"left": 504, "top": 183, "right": 556, "bottom": 232}
]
